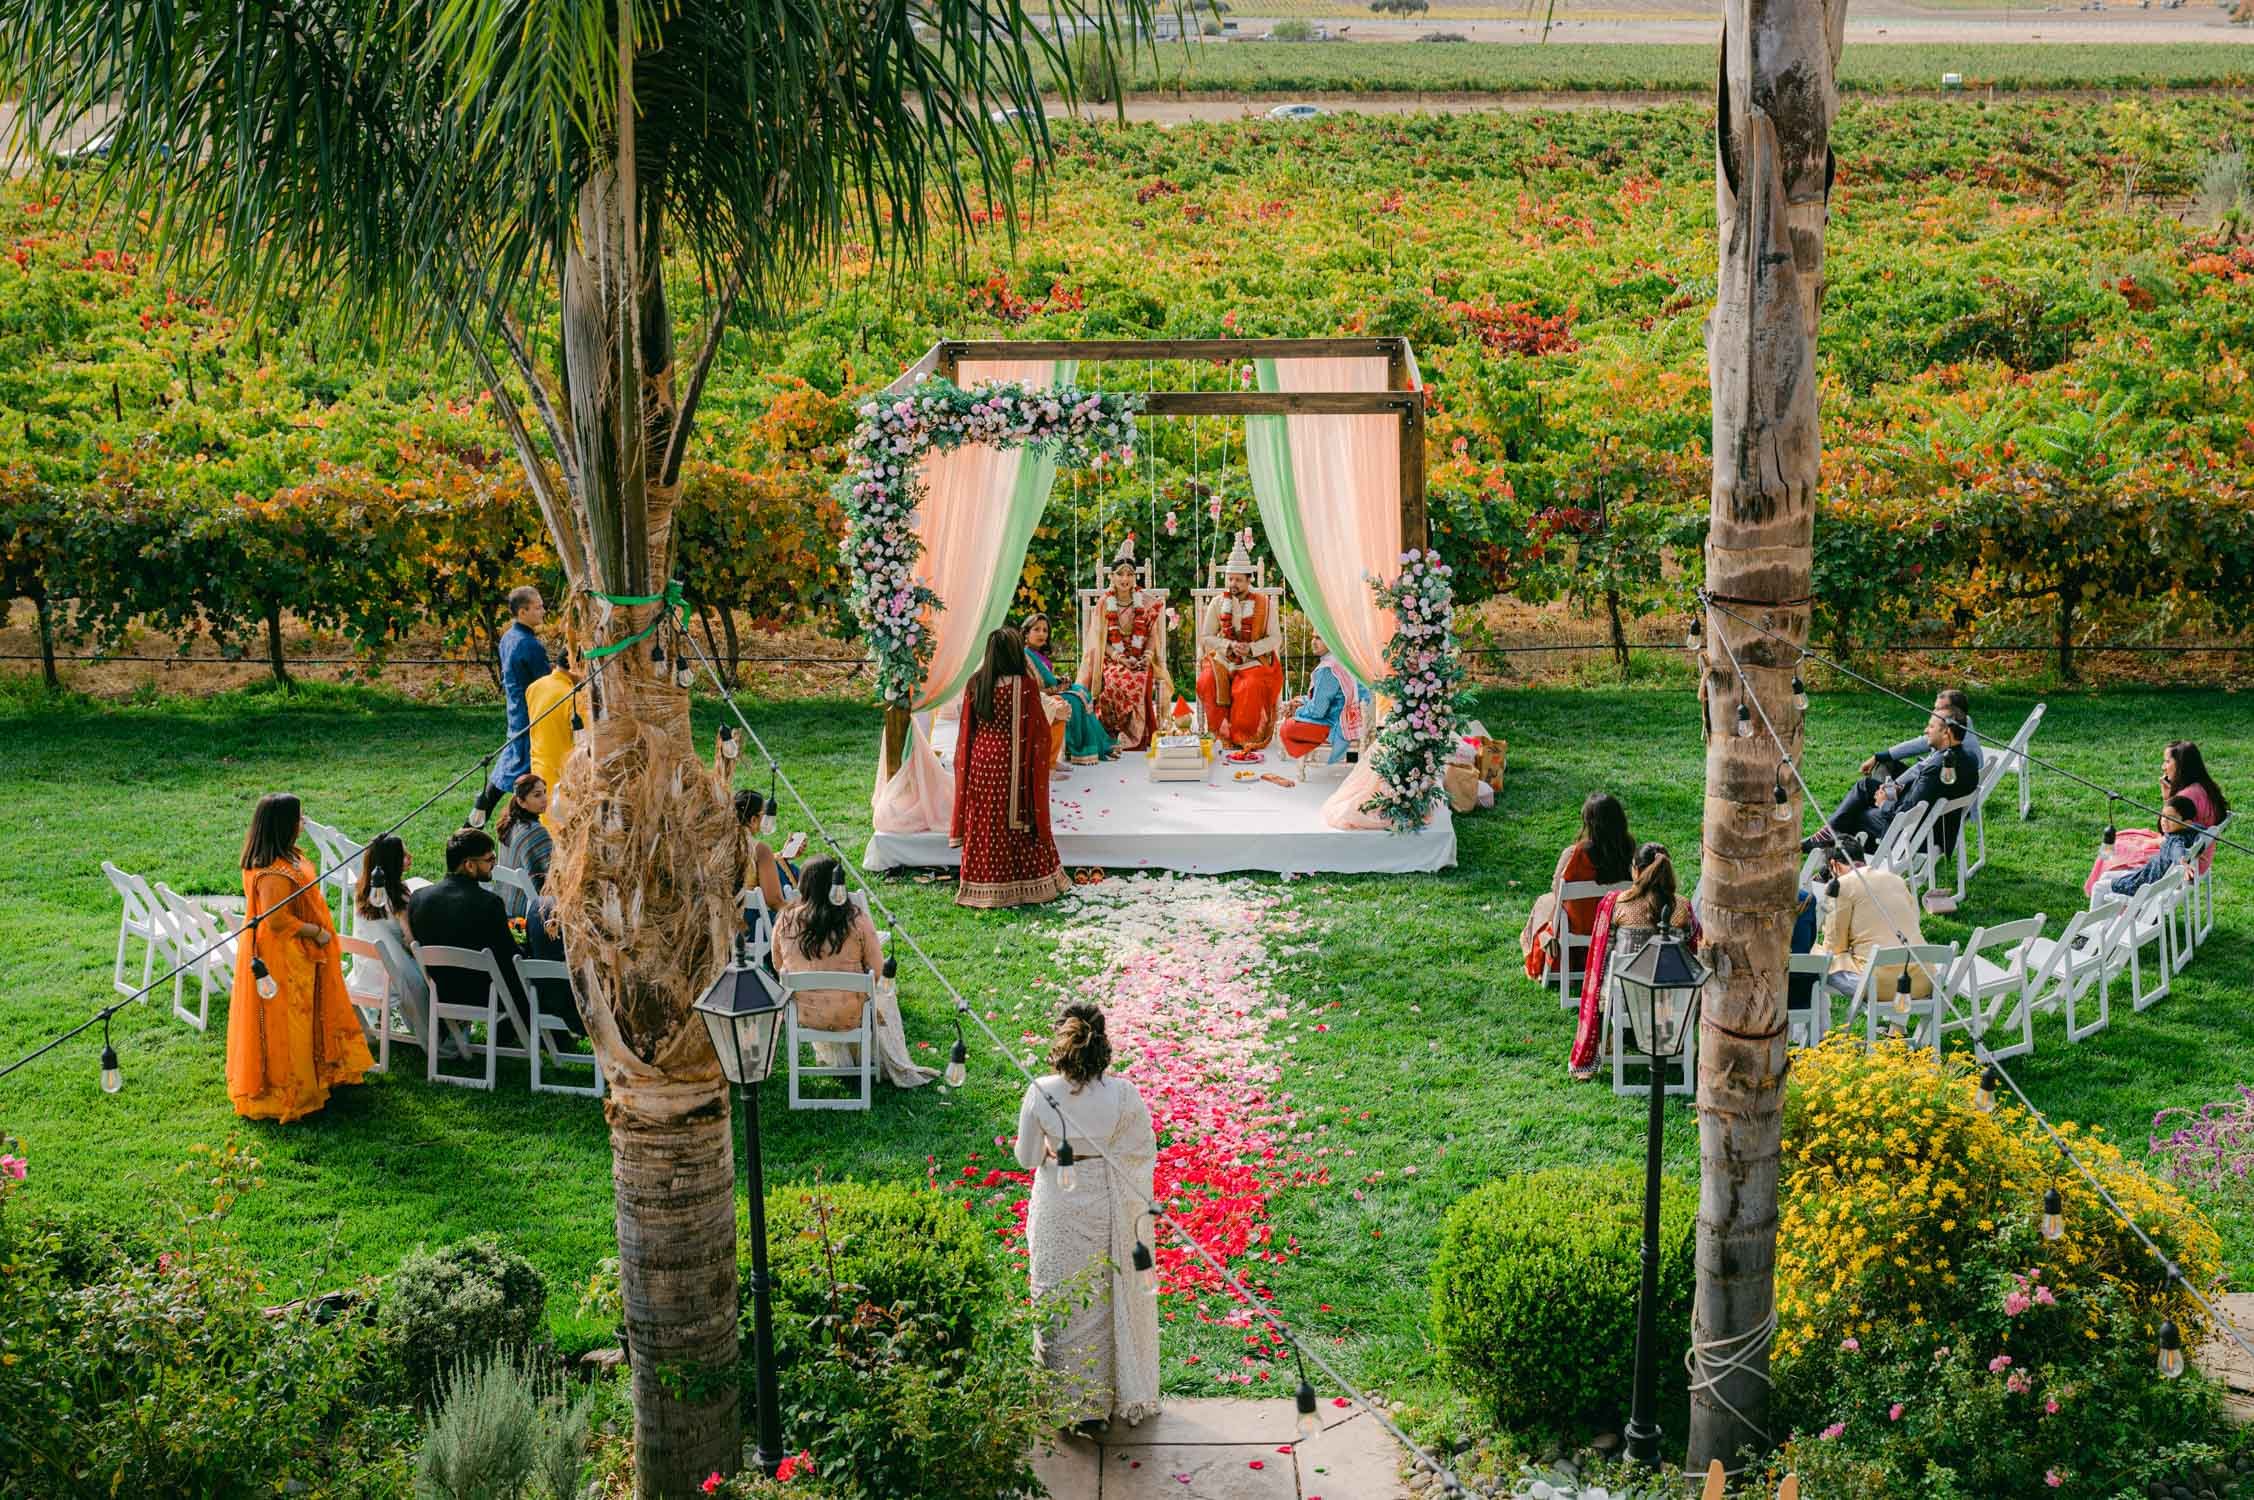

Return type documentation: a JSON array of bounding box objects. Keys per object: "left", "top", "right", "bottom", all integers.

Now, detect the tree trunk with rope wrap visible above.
[
  {"left": 539, "top": 134, "right": 749, "bottom": 1500},
  {"left": 1690, "top": 0, "right": 1844, "bottom": 1473}
]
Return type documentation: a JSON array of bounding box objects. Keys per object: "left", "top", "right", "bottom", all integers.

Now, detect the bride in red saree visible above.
[
  {"left": 1080, "top": 552, "right": 1171, "bottom": 752},
  {"left": 952, "top": 627, "right": 1074, "bottom": 910}
]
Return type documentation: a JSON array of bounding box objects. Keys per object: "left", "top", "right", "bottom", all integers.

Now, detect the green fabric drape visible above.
[
  {"left": 1246, "top": 358, "right": 1379, "bottom": 693},
  {"left": 923, "top": 359, "right": 1079, "bottom": 708}
]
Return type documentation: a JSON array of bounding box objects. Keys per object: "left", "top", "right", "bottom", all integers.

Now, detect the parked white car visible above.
[{"left": 1267, "top": 103, "right": 1325, "bottom": 121}]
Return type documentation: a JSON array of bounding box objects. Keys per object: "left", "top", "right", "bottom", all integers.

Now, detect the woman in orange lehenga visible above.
[{"left": 226, "top": 793, "right": 373, "bottom": 1122}]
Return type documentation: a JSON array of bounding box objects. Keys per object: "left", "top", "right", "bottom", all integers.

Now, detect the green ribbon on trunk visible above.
[{"left": 584, "top": 579, "right": 691, "bottom": 659}]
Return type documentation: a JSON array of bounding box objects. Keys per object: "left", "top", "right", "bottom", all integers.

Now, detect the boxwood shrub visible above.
[{"left": 1429, "top": 1165, "right": 1696, "bottom": 1432}]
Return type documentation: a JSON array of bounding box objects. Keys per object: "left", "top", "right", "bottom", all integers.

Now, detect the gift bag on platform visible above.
[{"left": 1443, "top": 762, "right": 1481, "bottom": 815}]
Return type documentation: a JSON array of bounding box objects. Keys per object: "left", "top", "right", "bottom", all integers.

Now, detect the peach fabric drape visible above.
[
  {"left": 1248, "top": 356, "right": 1402, "bottom": 689},
  {"left": 873, "top": 361, "right": 1068, "bottom": 835}
]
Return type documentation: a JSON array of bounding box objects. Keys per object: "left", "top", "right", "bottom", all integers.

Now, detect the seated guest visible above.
[
  {"left": 1806, "top": 710, "right": 1973, "bottom": 854},
  {"left": 731, "top": 784, "right": 800, "bottom": 916},
  {"left": 1787, "top": 885, "right": 1820, "bottom": 1013},
  {"left": 521, "top": 894, "right": 584, "bottom": 1037},
  {"left": 1520, "top": 792, "right": 1635, "bottom": 981},
  {"left": 1570, "top": 843, "right": 1698, "bottom": 1080},
  {"left": 2104, "top": 796, "right": 2208, "bottom": 898},
  {"left": 494, "top": 773, "right": 552, "bottom": 918},
  {"left": 772, "top": 857, "right": 934, "bottom": 1089},
  {"left": 1279, "top": 632, "right": 1375, "bottom": 766},
  {"left": 2162, "top": 740, "right": 2229, "bottom": 830},
  {"left": 353, "top": 833, "right": 447, "bottom": 1058},
  {"left": 1820, "top": 845, "right": 1930, "bottom": 1003},
  {"left": 407, "top": 828, "right": 533, "bottom": 1040}
]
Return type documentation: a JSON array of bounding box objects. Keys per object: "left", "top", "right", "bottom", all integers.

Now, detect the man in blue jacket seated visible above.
[
  {"left": 1278, "top": 633, "right": 1375, "bottom": 765},
  {"left": 2108, "top": 796, "right": 2207, "bottom": 897},
  {"left": 1804, "top": 687, "right": 1982, "bottom": 854}
]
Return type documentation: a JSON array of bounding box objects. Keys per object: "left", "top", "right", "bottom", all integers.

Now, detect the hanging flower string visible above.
[
  {"left": 1363, "top": 550, "right": 1465, "bottom": 834},
  {"left": 840, "top": 377, "right": 1141, "bottom": 707}
]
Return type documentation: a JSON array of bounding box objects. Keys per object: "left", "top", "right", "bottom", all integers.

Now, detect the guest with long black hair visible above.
[{"left": 772, "top": 856, "right": 934, "bottom": 1089}]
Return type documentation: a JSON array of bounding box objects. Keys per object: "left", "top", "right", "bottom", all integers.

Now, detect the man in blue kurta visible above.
[{"left": 470, "top": 585, "right": 552, "bottom": 828}]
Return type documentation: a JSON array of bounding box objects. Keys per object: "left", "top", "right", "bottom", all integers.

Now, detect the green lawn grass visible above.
[
  {"left": 1101, "top": 41, "right": 2254, "bottom": 95},
  {"left": 2, "top": 674, "right": 2247, "bottom": 1417}
]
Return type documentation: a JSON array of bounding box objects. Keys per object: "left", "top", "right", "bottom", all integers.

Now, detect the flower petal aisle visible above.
[{"left": 938, "top": 875, "right": 1336, "bottom": 1385}]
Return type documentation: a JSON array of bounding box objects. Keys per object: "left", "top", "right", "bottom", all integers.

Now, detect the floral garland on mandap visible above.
[
  {"left": 841, "top": 377, "right": 1141, "bottom": 707},
  {"left": 1363, "top": 550, "right": 1465, "bottom": 833}
]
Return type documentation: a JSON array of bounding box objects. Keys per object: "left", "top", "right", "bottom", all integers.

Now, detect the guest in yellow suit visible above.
[
  {"left": 226, "top": 794, "right": 373, "bottom": 1122},
  {"left": 522, "top": 645, "right": 587, "bottom": 832}
]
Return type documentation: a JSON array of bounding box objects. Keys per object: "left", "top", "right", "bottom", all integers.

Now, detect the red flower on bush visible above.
[{"left": 775, "top": 1450, "right": 816, "bottom": 1483}]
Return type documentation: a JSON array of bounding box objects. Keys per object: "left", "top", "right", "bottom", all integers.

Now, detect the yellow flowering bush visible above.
[
  {"left": 1772, "top": 1038, "right": 2239, "bottom": 1497},
  {"left": 1778, "top": 1037, "right": 2218, "bottom": 1362}
]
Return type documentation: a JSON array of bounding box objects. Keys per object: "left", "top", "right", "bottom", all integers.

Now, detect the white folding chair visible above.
[
  {"left": 2014, "top": 897, "right": 2127, "bottom": 1043},
  {"left": 490, "top": 862, "right": 539, "bottom": 915},
  {"left": 1869, "top": 799, "right": 1938, "bottom": 888},
  {"left": 780, "top": 969, "right": 875, "bottom": 1111},
  {"left": 513, "top": 957, "right": 603, "bottom": 1098},
  {"left": 302, "top": 820, "right": 365, "bottom": 936},
  {"left": 412, "top": 942, "right": 519, "bottom": 1090},
  {"left": 1994, "top": 703, "right": 2045, "bottom": 821},
  {"left": 1785, "top": 953, "right": 1831, "bottom": 1050},
  {"left": 1943, "top": 916, "right": 2045, "bottom": 1063},
  {"left": 1917, "top": 789, "right": 1981, "bottom": 914},
  {"left": 2118, "top": 866, "right": 2187, "bottom": 1013},
  {"left": 1963, "top": 752, "right": 2010, "bottom": 885},
  {"left": 150, "top": 881, "right": 237, "bottom": 1032},
  {"left": 1855, "top": 943, "right": 1960, "bottom": 1053},
  {"left": 1553, "top": 880, "right": 1630, "bottom": 1010},
  {"left": 2178, "top": 813, "right": 2230, "bottom": 966},
  {"left": 1605, "top": 941, "right": 1697, "bottom": 1098},
  {"left": 337, "top": 934, "right": 408, "bottom": 1073},
  {"left": 102, "top": 862, "right": 169, "bottom": 999}
]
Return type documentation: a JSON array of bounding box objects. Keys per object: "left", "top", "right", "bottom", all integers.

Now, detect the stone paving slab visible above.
[{"left": 1033, "top": 1399, "right": 1412, "bottom": 1499}]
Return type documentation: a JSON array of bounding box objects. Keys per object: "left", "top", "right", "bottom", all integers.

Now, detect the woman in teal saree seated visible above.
[{"left": 1023, "top": 612, "right": 1115, "bottom": 765}]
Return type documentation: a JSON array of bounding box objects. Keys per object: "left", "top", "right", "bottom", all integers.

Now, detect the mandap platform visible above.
[{"left": 864, "top": 724, "right": 1455, "bottom": 877}]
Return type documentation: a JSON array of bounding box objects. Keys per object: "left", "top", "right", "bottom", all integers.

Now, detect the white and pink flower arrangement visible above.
[
  {"left": 841, "top": 378, "right": 1140, "bottom": 706},
  {"left": 1362, "top": 549, "right": 1464, "bottom": 833}
]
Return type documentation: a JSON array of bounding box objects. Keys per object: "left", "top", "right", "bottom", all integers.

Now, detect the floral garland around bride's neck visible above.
[
  {"left": 1363, "top": 550, "right": 1465, "bottom": 833},
  {"left": 841, "top": 378, "right": 1141, "bottom": 708}
]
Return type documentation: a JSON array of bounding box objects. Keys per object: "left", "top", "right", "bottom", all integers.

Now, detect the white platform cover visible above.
[{"left": 863, "top": 726, "right": 1455, "bottom": 877}]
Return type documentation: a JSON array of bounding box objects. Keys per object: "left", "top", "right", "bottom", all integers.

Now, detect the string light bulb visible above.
[
  {"left": 719, "top": 725, "right": 739, "bottom": 761},
  {"left": 1055, "top": 1137, "right": 1077, "bottom": 1193},
  {"left": 1772, "top": 777, "right": 1793, "bottom": 821},
  {"left": 1294, "top": 1360, "right": 1321, "bottom": 1439},
  {"left": 570, "top": 707, "right": 586, "bottom": 733},
  {"left": 1975, "top": 1065, "right": 2000, "bottom": 1113},
  {"left": 1734, "top": 702, "right": 1753, "bottom": 739},
  {"left": 99, "top": 1016, "right": 121, "bottom": 1095},
  {"left": 2102, "top": 796, "right": 2118, "bottom": 850},
  {"left": 1791, "top": 672, "right": 1808, "bottom": 711},
  {"left": 2158, "top": 1319, "right": 2185, "bottom": 1379},
  {"left": 945, "top": 1020, "right": 968, "bottom": 1089},
  {"left": 1132, "top": 1238, "right": 1159, "bottom": 1299},
  {"left": 1891, "top": 966, "right": 1913, "bottom": 1016},
  {"left": 366, "top": 882, "right": 389, "bottom": 912},
  {"left": 676, "top": 659, "right": 696, "bottom": 689},
  {"left": 760, "top": 794, "right": 779, "bottom": 839},
  {"left": 650, "top": 640, "right": 666, "bottom": 670},
  {"left": 1685, "top": 614, "right": 1703, "bottom": 653},
  {"left": 252, "top": 956, "right": 278, "bottom": 1000},
  {"left": 828, "top": 865, "right": 848, "bottom": 906},
  {"left": 2041, "top": 1187, "right": 2064, "bottom": 1241}
]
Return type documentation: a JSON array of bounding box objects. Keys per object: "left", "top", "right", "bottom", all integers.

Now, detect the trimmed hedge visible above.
[
  {"left": 1429, "top": 1165, "right": 1696, "bottom": 1433},
  {"left": 379, "top": 1234, "right": 551, "bottom": 1402}
]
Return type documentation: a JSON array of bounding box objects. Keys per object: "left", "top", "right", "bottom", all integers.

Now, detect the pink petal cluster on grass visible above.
[{"left": 939, "top": 876, "right": 1334, "bottom": 1382}]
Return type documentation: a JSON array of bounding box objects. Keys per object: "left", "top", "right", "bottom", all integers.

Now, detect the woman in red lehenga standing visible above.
[
  {"left": 953, "top": 627, "right": 1074, "bottom": 910},
  {"left": 1081, "top": 542, "right": 1171, "bottom": 752}
]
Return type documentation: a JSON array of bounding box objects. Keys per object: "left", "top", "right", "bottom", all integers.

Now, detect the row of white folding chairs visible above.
[
  {"left": 102, "top": 862, "right": 241, "bottom": 1032},
  {"left": 1807, "top": 861, "right": 2200, "bottom": 1062},
  {"left": 338, "top": 938, "right": 602, "bottom": 1097},
  {"left": 742, "top": 887, "right": 883, "bottom": 1111}
]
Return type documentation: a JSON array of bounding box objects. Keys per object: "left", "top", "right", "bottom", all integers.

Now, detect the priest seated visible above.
[
  {"left": 1196, "top": 543, "right": 1285, "bottom": 752},
  {"left": 1279, "top": 633, "right": 1373, "bottom": 765}
]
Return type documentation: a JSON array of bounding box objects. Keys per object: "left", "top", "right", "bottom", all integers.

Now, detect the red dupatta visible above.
[
  {"left": 949, "top": 675, "right": 1053, "bottom": 844},
  {"left": 1570, "top": 892, "right": 1702, "bottom": 1074}
]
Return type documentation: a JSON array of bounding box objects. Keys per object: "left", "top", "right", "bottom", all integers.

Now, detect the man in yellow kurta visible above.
[
  {"left": 522, "top": 646, "right": 588, "bottom": 832},
  {"left": 1195, "top": 541, "right": 1284, "bottom": 752}
]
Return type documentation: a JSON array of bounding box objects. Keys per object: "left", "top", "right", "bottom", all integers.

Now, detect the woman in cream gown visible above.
[{"left": 1013, "top": 1002, "right": 1162, "bottom": 1431}]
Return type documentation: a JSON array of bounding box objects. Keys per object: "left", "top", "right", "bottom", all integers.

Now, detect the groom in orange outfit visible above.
[{"left": 1196, "top": 540, "right": 1284, "bottom": 752}]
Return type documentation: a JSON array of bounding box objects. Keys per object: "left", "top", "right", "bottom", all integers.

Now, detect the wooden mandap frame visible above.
[{"left": 876, "top": 336, "right": 1429, "bottom": 774}]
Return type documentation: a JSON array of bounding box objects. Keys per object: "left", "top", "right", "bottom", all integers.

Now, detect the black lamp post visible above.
[
  {"left": 1610, "top": 924, "right": 1708, "bottom": 1471},
  {"left": 694, "top": 937, "right": 789, "bottom": 1478}
]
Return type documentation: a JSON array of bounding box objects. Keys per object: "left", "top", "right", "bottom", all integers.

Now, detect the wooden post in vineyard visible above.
[{"left": 1689, "top": 0, "right": 1845, "bottom": 1474}]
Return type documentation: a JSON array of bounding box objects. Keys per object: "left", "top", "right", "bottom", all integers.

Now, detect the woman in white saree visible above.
[{"left": 1013, "top": 1002, "right": 1162, "bottom": 1433}]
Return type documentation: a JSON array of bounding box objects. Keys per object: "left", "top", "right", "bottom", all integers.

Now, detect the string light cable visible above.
[
  {"left": 0, "top": 641, "right": 627, "bottom": 1087},
  {"left": 1699, "top": 593, "right": 2254, "bottom": 865},
  {"left": 678, "top": 628, "right": 1468, "bottom": 1495},
  {"left": 1704, "top": 612, "right": 2254, "bottom": 1380}
]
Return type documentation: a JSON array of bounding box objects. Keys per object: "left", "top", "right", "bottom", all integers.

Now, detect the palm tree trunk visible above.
[
  {"left": 548, "top": 158, "right": 745, "bottom": 1500},
  {"left": 1689, "top": 0, "right": 1844, "bottom": 1474}
]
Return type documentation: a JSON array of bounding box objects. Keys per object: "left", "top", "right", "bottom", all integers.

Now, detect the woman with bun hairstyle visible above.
[
  {"left": 771, "top": 856, "right": 934, "bottom": 1089},
  {"left": 1012, "top": 1002, "right": 1161, "bottom": 1434}
]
